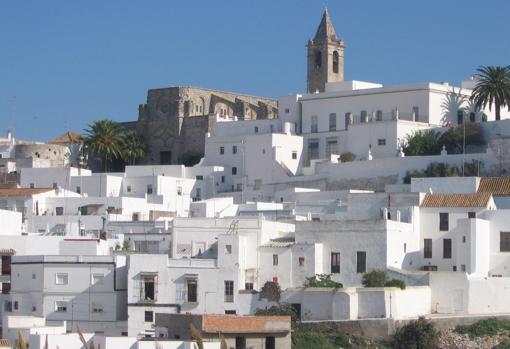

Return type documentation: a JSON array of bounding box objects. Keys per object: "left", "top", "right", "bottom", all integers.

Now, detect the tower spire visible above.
[{"left": 314, "top": 8, "right": 339, "bottom": 42}]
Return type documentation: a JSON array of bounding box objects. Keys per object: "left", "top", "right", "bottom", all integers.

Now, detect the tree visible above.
[
  {"left": 303, "top": 274, "right": 342, "bottom": 288},
  {"left": 255, "top": 303, "right": 299, "bottom": 323},
  {"left": 470, "top": 65, "right": 510, "bottom": 121},
  {"left": 122, "top": 131, "right": 146, "bottom": 165},
  {"left": 84, "top": 119, "right": 124, "bottom": 172},
  {"left": 438, "top": 123, "right": 485, "bottom": 154},
  {"left": 259, "top": 281, "right": 281, "bottom": 302},
  {"left": 401, "top": 130, "right": 442, "bottom": 156},
  {"left": 393, "top": 317, "right": 439, "bottom": 349},
  {"left": 362, "top": 270, "right": 406, "bottom": 289}
]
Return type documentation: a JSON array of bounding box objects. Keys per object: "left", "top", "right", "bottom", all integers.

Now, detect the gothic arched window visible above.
[
  {"left": 314, "top": 51, "right": 322, "bottom": 69},
  {"left": 333, "top": 51, "right": 339, "bottom": 73}
]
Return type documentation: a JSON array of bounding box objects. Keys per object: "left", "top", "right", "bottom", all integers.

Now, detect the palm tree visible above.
[
  {"left": 122, "top": 131, "right": 146, "bottom": 165},
  {"left": 470, "top": 65, "right": 510, "bottom": 120},
  {"left": 84, "top": 119, "right": 124, "bottom": 172}
]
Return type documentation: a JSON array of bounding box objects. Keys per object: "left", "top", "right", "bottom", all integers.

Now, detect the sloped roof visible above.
[
  {"left": 420, "top": 192, "right": 492, "bottom": 208},
  {"left": 0, "top": 188, "right": 53, "bottom": 197},
  {"left": 49, "top": 131, "right": 84, "bottom": 144},
  {"left": 202, "top": 314, "right": 291, "bottom": 334},
  {"left": 260, "top": 237, "right": 295, "bottom": 248},
  {"left": 314, "top": 8, "right": 341, "bottom": 42},
  {"left": 0, "top": 339, "right": 11, "bottom": 347},
  {"left": 0, "top": 248, "right": 15, "bottom": 255},
  {"left": 478, "top": 177, "right": 510, "bottom": 196}
]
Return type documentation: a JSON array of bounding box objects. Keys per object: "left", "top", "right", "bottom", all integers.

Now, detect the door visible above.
[
  {"left": 265, "top": 336, "right": 275, "bottom": 349},
  {"left": 453, "top": 289, "right": 464, "bottom": 313}
]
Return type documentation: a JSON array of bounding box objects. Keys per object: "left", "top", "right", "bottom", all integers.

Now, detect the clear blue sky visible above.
[{"left": 1, "top": 0, "right": 509, "bottom": 141}]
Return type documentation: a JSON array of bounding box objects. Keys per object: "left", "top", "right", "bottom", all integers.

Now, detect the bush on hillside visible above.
[
  {"left": 340, "top": 152, "right": 356, "bottom": 162},
  {"left": 292, "top": 331, "right": 334, "bottom": 349},
  {"left": 362, "top": 270, "right": 406, "bottom": 290},
  {"left": 455, "top": 318, "right": 510, "bottom": 338},
  {"left": 393, "top": 317, "right": 439, "bottom": 349}
]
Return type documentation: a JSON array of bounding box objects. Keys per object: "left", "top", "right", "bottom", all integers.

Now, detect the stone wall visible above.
[{"left": 123, "top": 86, "right": 277, "bottom": 165}]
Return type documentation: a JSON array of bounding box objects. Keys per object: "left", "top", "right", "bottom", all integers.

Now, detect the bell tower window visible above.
[
  {"left": 314, "top": 51, "right": 322, "bottom": 69},
  {"left": 333, "top": 51, "right": 339, "bottom": 73}
]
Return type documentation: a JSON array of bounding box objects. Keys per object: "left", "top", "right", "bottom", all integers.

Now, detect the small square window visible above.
[
  {"left": 285, "top": 108, "right": 290, "bottom": 113},
  {"left": 29, "top": 183, "right": 34, "bottom": 189},
  {"left": 232, "top": 146, "right": 237, "bottom": 154},
  {"left": 147, "top": 184, "right": 153, "bottom": 194},
  {"left": 144, "top": 311, "right": 154, "bottom": 322},
  {"left": 55, "top": 273, "right": 68, "bottom": 285},
  {"left": 232, "top": 167, "right": 237, "bottom": 175},
  {"left": 225, "top": 245, "right": 232, "bottom": 254},
  {"left": 221, "top": 176, "right": 225, "bottom": 183},
  {"left": 378, "top": 139, "right": 386, "bottom": 146},
  {"left": 298, "top": 257, "right": 305, "bottom": 267},
  {"left": 254, "top": 127, "right": 259, "bottom": 133},
  {"left": 127, "top": 185, "right": 131, "bottom": 193},
  {"left": 76, "top": 186, "right": 81, "bottom": 194},
  {"left": 56, "top": 207, "right": 64, "bottom": 216},
  {"left": 468, "top": 212, "right": 476, "bottom": 219},
  {"left": 55, "top": 301, "right": 67, "bottom": 312},
  {"left": 32, "top": 305, "right": 36, "bottom": 312},
  {"left": 196, "top": 175, "right": 203, "bottom": 181},
  {"left": 292, "top": 151, "right": 297, "bottom": 159},
  {"left": 32, "top": 273, "right": 36, "bottom": 279},
  {"left": 220, "top": 147, "right": 225, "bottom": 155},
  {"left": 52, "top": 182, "right": 58, "bottom": 189},
  {"left": 245, "top": 282, "right": 253, "bottom": 290}
]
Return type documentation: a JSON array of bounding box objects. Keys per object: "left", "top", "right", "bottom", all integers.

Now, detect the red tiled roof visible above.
[
  {"left": 0, "top": 339, "right": 11, "bottom": 347},
  {"left": 478, "top": 177, "right": 510, "bottom": 196},
  {"left": 420, "top": 192, "right": 492, "bottom": 208},
  {"left": 0, "top": 188, "right": 53, "bottom": 197},
  {"left": 202, "top": 314, "right": 291, "bottom": 334},
  {"left": 0, "top": 248, "right": 15, "bottom": 255}
]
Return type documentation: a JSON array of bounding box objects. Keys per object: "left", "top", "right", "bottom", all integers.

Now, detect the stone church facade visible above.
[{"left": 123, "top": 86, "right": 277, "bottom": 165}]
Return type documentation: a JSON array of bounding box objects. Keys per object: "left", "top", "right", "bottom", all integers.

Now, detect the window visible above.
[
  {"left": 221, "top": 176, "right": 225, "bottom": 183},
  {"left": 219, "top": 147, "right": 225, "bottom": 155},
  {"left": 285, "top": 108, "right": 290, "bottom": 113},
  {"left": 56, "top": 207, "right": 64, "bottom": 216},
  {"left": 468, "top": 212, "right": 476, "bottom": 219},
  {"left": 245, "top": 282, "right": 253, "bottom": 290},
  {"left": 177, "top": 186, "right": 182, "bottom": 195},
  {"left": 376, "top": 110, "right": 383, "bottom": 121},
  {"left": 272, "top": 254, "right": 278, "bottom": 266},
  {"left": 196, "top": 175, "right": 203, "bottom": 180},
  {"left": 500, "top": 232, "right": 510, "bottom": 252},
  {"left": 232, "top": 167, "right": 237, "bottom": 175},
  {"left": 332, "top": 51, "right": 339, "bottom": 73},
  {"left": 91, "top": 273, "right": 104, "bottom": 285},
  {"left": 443, "top": 239, "right": 452, "bottom": 259},
  {"left": 141, "top": 275, "right": 156, "bottom": 301},
  {"left": 53, "top": 182, "right": 58, "bottom": 189},
  {"left": 378, "top": 139, "right": 386, "bottom": 146},
  {"left": 331, "top": 252, "right": 340, "bottom": 273},
  {"left": 132, "top": 213, "right": 139, "bottom": 221},
  {"left": 76, "top": 186, "right": 81, "bottom": 194},
  {"left": 224, "top": 280, "right": 234, "bottom": 302},
  {"left": 356, "top": 251, "right": 366, "bottom": 273},
  {"left": 32, "top": 273, "right": 36, "bottom": 279},
  {"left": 469, "top": 112, "right": 476, "bottom": 122},
  {"left": 462, "top": 236, "right": 466, "bottom": 243},
  {"left": 308, "top": 140, "right": 319, "bottom": 162},
  {"left": 326, "top": 139, "right": 338, "bottom": 158},
  {"left": 329, "top": 113, "right": 337, "bottom": 131},
  {"left": 32, "top": 305, "right": 36, "bottom": 312},
  {"left": 160, "top": 151, "right": 172, "bottom": 165},
  {"left": 404, "top": 243, "right": 407, "bottom": 253},
  {"left": 254, "top": 126, "right": 259, "bottom": 133},
  {"left": 55, "top": 301, "right": 67, "bottom": 312},
  {"left": 225, "top": 310, "right": 236, "bottom": 315},
  {"left": 360, "top": 110, "right": 368, "bottom": 122},
  {"left": 127, "top": 185, "right": 131, "bottom": 193},
  {"left": 439, "top": 213, "right": 449, "bottom": 231},
  {"left": 225, "top": 245, "right": 232, "bottom": 254},
  {"left": 453, "top": 266, "right": 457, "bottom": 271},
  {"left": 413, "top": 106, "right": 419, "bottom": 121},
  {"left": 55, "top": 273, "right": 68, "bottom": 285},
  {"left": 147, "top": 184, "right": 153, "bottom": 194},
  {"left": 292, "top": 151, "right": 297, "bottom": 160},
  {"left": 345, "top": 112, "right": 352, "bottom": 129},
  {"left": 424, "top": 239, "right": 432, "bottom": 259},
  {"left": 232, "top": 146, "right": 237, "bottom": 154},
  {"left": 92, "top": 303, "right": 104, "bottom": 313},
  {"left": 314, "top": 50, "right": 322, "bottom": 68},
  {"left": 236, "top": 337, "right": 246, "bottom": 349},
  {"left": 461, "top": 264, "right": 466, "bottom": 272},
  {"left": 29, "top": 183, "right": 34, "bottom": 189},
  {"left": 457, "top": 110, "right": 464, "bottom": 124},
  {"left": 298, "top": 257, "right": 305, "bottom": 267},
  {"left": 14, "top": 301, "right": 18, "bottom": 310},
  {"left": 195, "top": 188, "right": 201, "bottom": 200},
  {"left": 187, "top": 279, "right": 197, "bottom": 302},
  {"left": 311, "top": 115, "right": 318, "bottom": 133},
  {"left": 144, "top": 311, "right": 154, "bottom": 322}
]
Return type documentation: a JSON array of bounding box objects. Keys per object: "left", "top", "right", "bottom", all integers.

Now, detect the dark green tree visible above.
[
  {"left": 470, "top": 65, "right": 510, "bottom": 121},
  {"left": 393, "top": 317, "right": 439, "bottom": 349},
  {"left": 122, "top": 131, "right": 146, "bottom": 165},
  {"left": 401, "top": 130, "right": 442, "bottom": 156},
  {"left": 84, "top": 119, "right": 124, "bottom": 172}
]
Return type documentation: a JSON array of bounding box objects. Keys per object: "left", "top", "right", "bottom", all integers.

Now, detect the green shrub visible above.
[
  {"left": 393, "top": 317, "right": 439, "bottom": 349},
  {"left": 385, "top": 279, "right": 406, "bottom": 290},
  {"left": 255, "top": 304, "right": 299, "bottom": 323},
  {"left": 304, "top": 274, "right": 343, "bottom": 288},
  {"left": 362, "top": 270, "right": 388, "bottom": 287},
  {"left": 292, "top": 331, "right": 334, "bottom": 349},
  {"left": 340, "top": 152, "right": 356, "bottom": 162},
  {"left": 258, "top": 281, "right": 281, "bottom": 302},
  {"left": 455, "top": 318, "right": 510, "bottom": 338}
]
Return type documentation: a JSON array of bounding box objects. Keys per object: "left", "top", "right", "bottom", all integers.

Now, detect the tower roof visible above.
[{"left": 314, "top": 8, "right": 340, "bottom": 42}]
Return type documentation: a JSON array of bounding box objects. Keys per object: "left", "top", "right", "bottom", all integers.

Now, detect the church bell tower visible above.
[{"left": 307, "top": 9, "right": 345, "bottom": 93}]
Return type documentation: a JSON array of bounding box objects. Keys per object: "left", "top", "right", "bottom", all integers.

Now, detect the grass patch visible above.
[{"left": 455, "top": 318, "right": 510, "bottom": 338}]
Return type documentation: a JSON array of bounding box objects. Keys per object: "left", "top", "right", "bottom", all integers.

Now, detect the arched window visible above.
[
  {"left": 376, "top": 110, "right": 383, "bottom": 121},
  {"left": 314, "top": 51, "right": 322, "bottom": 69},
  {"left": 333, "top": 51, "right": 339, "bottom": 73}
]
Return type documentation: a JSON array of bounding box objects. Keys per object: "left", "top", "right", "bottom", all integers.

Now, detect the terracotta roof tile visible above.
[
  {"left": 49, "top": 131, "right": 84, "bottom": 144},
  {"left": 478, "top": 177, "right": 510, "bottom": 196},
  {"left": 0, "top": 188, "right": 53, "bottom": 197},
  {"left": 260, "top": 237, "right": 295, "bottom": 248},
  {"left": 420, "top": 192, "right": 492, "bottom": 208},
  {"left": 202, "top": 314, "right": 291, "bottom": 334},
  {"left": 0, "top": 248, "right": 15, "bottom": 255},
  {"left": 0, "top": 339, "right": 11, "bottom": 347}
]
